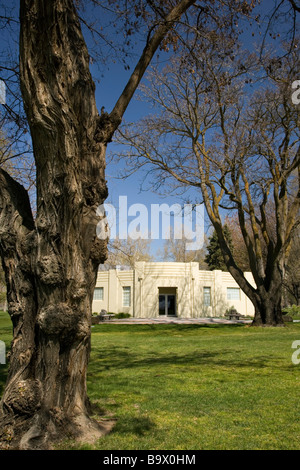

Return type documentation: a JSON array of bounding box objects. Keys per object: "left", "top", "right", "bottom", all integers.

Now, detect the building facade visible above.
[{"left": 92, "top": 262, "right": 255, "bottom": 318}]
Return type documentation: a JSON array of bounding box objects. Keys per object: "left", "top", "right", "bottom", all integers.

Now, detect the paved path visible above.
[{"left": 103, "top": 317, "right": 252, "bottom": 325}]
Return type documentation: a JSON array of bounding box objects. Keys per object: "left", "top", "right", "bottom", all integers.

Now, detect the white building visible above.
[{"left": 92, "top": 262, "right": 255, "bottom": 319}]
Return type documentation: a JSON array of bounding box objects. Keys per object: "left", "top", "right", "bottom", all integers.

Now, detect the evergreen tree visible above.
[{"left": 205, "top": 226, "right": 233, "bottom": 271}]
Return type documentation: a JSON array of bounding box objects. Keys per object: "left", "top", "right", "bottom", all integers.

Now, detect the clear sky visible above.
[
  {"left": 90, "top": 2, "right": 254, "bottom": 258},
  {"left": 90, "top": 0, "right": 298, "bottom": 259},
  {"left": 92, "top": 40, "right": 207, "bottom": 258},
  {"left": 0, "top": 0, "right": 297, "bottom": 260}
]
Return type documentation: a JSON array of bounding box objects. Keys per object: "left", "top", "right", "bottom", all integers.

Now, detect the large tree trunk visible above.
[
  {"left": 212, "top": 219, "right": 285, "bottom": 327},
  {"left": 0, "top": 0, "right": 112, "bottom": 450},
  {"left": 250, "top": 264, "right": 285, "bottom": 327},
  {"left": 228, "top": 260, "right": 285, "bottom": 327},
  {"left": 252, "top": 296, "right": 284, "bottom": 326},
  {"left": 251, "top": 285, "right": 285, "bottom": 326},
  {"left": 0, "top": 0, "right": 196, "bottom": 450}
]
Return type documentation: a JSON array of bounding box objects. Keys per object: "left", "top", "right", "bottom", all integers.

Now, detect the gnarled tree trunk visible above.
[
  {"left": 0, "top": 0, "right": 196, "bottom": 450},
  {"left": 0, "top": 0, "right": 111, "bottom": 449},
  {"left": 250, "top": 263, "right": 285, "bottom": 327}
]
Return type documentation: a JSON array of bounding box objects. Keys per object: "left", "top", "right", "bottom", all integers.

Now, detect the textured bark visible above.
[
  {"left": 215, "top": 227, "right": 285, "bottom": 327},
  {"left": 252, "top": 298, "right": 284, "bottom": 327},
  {"left": 0, "top": 0, "right": 196, "bottom": 450},
  {"left": 0, "top": 168, "right": 37, "bottom": 401},
  {"left": 0, "top": 0, "right": 110, "bottom": 449},
  {"left": 250, "top": 263, "right": 285, "bottom": 327}
]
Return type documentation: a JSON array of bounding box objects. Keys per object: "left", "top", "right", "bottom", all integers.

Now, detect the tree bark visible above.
[
  {"left": 210, "top": 216, "right": 285, "bottom": 327},
  {"left": 250, "top": 262, "right": 285, "bottom": 327},
  {"left": 0, "top": 0, "right": 196, "bottom": 450},
  {"left": 0, "top": 0, "right": 110, "bottom": 449},
  {"left": 227, "top": 256, "right": 285, "bottom": 327},
  {"left": 251, "top": 296, "right": 284, "bottom": 327}
]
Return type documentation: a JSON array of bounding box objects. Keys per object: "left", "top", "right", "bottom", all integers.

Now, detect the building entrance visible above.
[{"left": 158, "top": 288, "right": 177, "bottom": 316}]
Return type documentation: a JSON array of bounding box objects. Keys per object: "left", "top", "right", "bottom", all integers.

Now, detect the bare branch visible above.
[{"left": 109, "top": 0, "right": 197, "bottom": 127}]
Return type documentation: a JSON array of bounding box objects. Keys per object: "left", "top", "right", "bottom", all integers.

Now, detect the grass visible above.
[{"left": 1, "top": 310, "right": 300, "bottom": 450}]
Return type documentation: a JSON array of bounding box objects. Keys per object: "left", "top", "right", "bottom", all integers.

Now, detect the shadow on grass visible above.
[
  {"left": 90, "top": 322, "right": 291, "bottom": 375},
  {"left": 89, "top": 396, "right": 156, "bottom": 438},
  {"left": 92, "top": 323, "right": 245, "bottom": 336},
  {"left": 112, "top": 415, "right": 156, "bottom": 437},
  {"left": 89, "top": 345, "right": 273, "bottom": 377}
]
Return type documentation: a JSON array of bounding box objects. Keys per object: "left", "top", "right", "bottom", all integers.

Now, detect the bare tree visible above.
[
  {"left": 159, "top": 227, "right": 208, "bottom": 266},
  {"left": 105, "top": 237, "right": 153, "bottom": 268},
  {"left": 226, "top": 208, "right": 300, "bottom": 303},
  {"left": 259, "top": 0, "right": 300, "bottom": 56},
  {"left": 115, "top": 34, "right": 300, "bottom": 326},
  {"left": 224, "top": 216, "right": 251, "bottom": 272},
  {"left": 284, "top": 228, "right": 300, "bottom": 305}
]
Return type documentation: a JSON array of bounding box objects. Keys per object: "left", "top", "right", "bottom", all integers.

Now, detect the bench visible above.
[
  {"left": 227, "top": 313, "right": 241, "bottom": 320},
  {"left": 225, "top": 308, "right": 242, "bottom": 321},
  {"left": 92, "top": 312, "right": 115, "bottom": 324},
  {"left": 99, "top": 313, "right": 115, "bottom": 321}
]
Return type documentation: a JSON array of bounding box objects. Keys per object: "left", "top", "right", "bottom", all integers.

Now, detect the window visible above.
[
  {"left": 123, "top": 286, "right": 131, "bottom": 307},
  {"left": 203, "top": 287, "right": 211, "bottom": 307},
  {"left": 227, "top": 287, "right": 240, "bottom": 301},
  {"left": 93, "top": 287, "right": 104, "bottom": 301}
]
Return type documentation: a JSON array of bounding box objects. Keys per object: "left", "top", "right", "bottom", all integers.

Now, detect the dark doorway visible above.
[{"left": 158, "top": 289, "right": 177, "bottom": 316}]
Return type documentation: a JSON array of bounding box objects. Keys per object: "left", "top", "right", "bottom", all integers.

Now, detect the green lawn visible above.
[{"left": 1, "top": 310, "right": 300, "bottom": 450}]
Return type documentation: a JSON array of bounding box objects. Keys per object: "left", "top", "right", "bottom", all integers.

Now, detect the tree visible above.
[
  {"left": 0, "top": 0, "right": 199, "bottom": 450},
  {"left": 0, "top": 4, "right": 34, "bottom": 189},
  {"left": 105, "top": 237, "right": 153, "bottom": 268},
  {"left": 159, "top": 228, "right": 208, "bottom": 267},
  {"left": 115, "top": 32, "right": 300, "bottom": 327},
  {"left": 205, "top": 226, "right": 233, "bottom": 271},
  {"left": 225, "top": 209, "right": 300, "bottom": 305},
  {"left": 224, "top": 215, "right": 251, "bottom": 272},
  {"left": 283, "top": 229, "right": 300, "bottom": 305},
  {"left": 0, "top": 268, "right": 6, "bottom": 310}
]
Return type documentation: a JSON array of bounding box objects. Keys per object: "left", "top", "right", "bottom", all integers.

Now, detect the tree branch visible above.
[
  {"left": 109, "top": 0, "right": 196, "bottom": 127},
  {"left": 0, "top": 168, "right": 37, "bottom": 386},
  {"left": 288, "top": 0, "right": 300, "bottom": 13},
  {"left": 0, "top": 168, "right": 34, "bottom": 234}
]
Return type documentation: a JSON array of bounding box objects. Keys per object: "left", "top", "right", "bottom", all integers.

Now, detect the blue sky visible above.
[
  {"left": 1, "top": 0, "right": 296, "bottom": 259},
  {"left": 92, "top": 50, "right": 207, "bottom": 258},
  {"left": 90, "top": 0, "right": 298, "bottom": 259},
  {"left": 0, "top": 0, "right": 199, "bottom": 258}
]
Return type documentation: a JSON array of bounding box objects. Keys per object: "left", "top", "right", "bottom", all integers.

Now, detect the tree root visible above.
[{"left": 0, "top": 409, "right": 116, "bottom": 450}]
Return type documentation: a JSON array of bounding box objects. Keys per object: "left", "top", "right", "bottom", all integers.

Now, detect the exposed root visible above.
[{"left": 0, "top": 409, "right": 116, "bottom": 450}]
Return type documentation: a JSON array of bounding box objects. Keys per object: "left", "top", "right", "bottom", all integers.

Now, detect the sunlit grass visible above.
[
  {"left": 1, "top": 311, "right": 300, "bottom": 450},
  {"left": 85, "top": 322, "right": 300, "bottom": 450}
]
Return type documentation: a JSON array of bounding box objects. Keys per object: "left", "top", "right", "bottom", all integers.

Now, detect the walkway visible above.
[{"left": 105, "top": 317, "right": 252, "bottom": 325}]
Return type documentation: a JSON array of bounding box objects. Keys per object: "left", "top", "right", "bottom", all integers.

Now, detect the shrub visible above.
[
  {"left": 282, "top": 305, "right": 300, "bottom": 317},
  {"left": 225, "top": 306, "right": 235, "bottom": 316},
  {"left": 113, "top": 312, "right": 131, "bottom": 319}
]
